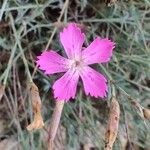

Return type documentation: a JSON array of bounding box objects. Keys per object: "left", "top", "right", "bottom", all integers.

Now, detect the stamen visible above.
[
  {"left": 68, "top": 59, "right": 84, "bottom": 72},
  {"left": 74, "top": 61, "right": 80, "bottom": 67}
]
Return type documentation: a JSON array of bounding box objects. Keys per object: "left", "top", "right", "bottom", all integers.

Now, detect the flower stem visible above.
[{"left": 48, "top": 101, "right": 64, "bottom": 150}]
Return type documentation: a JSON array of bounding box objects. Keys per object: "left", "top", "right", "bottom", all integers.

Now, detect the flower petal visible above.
[
  {"left": 53, "top": 69, "right": 79, "bottom": 101},
  {"left": 80, "top": 66, "right": 107, "bottom": 98},
  {"left": 82, "top": 37, "right": 115, "bottom": 65},
  {"left": 60, "top": 23, "right": 85, "bottom": 59},
  {"left": 36, "top": 51, "right": 68, "bottom": 75}
]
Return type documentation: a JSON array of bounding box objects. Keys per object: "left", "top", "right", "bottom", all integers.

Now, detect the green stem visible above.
[{"left": 9, "top": 14, "right": 33, "bottom": 83}]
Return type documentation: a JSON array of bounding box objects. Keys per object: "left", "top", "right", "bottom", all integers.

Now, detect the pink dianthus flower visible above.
[{"left": 37, "top": 23, "right": 115, "bottom": 101}]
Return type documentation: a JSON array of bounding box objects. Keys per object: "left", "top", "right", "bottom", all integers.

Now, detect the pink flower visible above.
[{"left": 37, "top": 23, "right": 115, "bottom": 101}]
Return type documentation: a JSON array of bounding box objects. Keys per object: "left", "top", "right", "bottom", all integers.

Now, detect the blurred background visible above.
[{"left": 0, "top": 0, "right": 150, "bottom": 149}]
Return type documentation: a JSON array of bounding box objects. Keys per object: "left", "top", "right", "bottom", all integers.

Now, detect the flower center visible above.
[
  {"left": 69, "top": 58, "right": 84, "bottom": 72},
  {"left": 74, "top": 60, "right": 81, "bottom": 67}
]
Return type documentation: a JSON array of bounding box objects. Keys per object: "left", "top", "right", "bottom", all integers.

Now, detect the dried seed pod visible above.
[
  {"left": 0, "top": 84, "right": 5, "bottom": 101},
  {"left": 143, "top": 108, "right": 150, "bottom": 120},
  {"left": 105, "top": 97, "right": 120, "bottom": 150},
  {"left": 27, "top": 82, "right": 44, "bottom": 131}
]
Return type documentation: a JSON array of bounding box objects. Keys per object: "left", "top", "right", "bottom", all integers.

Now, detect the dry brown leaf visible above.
[
  {"left": 104, "top": 97, "right": 120, "bottom": 150},
  {"left": 143, "top": 108, "right": 150, "bottom": 120},
  {"left": 0, "top": 84, "right": 5, "bottom": 101},
  {"left": 27, "top": 82, "right": 44, "bottom": 131}
]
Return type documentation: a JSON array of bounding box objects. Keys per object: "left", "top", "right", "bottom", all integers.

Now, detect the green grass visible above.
[{"left": 0, "top": 0, "right": 150, "bottom": 149}]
